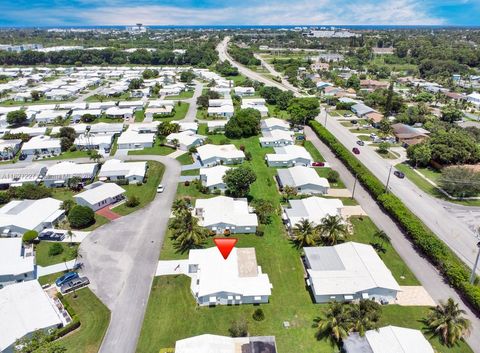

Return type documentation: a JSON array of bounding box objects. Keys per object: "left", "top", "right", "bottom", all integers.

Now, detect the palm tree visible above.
[
  {"left": 372, "top": 229, "right": 390, "bottom": 254},
  {"left": 89, "top": 150, "right": 102, "bottom": 163},
  {"left": 170, "top": 212, "right": 208, "bottom": 253},
  {"left": 66, "top": 230, "right": 76, "bottom": 246},
  {"left": 282, "top": 185, "right": 297, "bottom": 201},
  {"left": 317, "top": 215, "right": 349, "bottom": 246},
  {"left": 348, "top": 300, "right": 382, "bottom": 336},
  {"left": 172, "top": 198, "right": 190, "bottom": 216},
  {"left": 292, "top": 218, "right": 319, "bottom": 248},
  {"left": 313, "top": 301, "right": 349, "bottom": 346},
  {"left": 426, "top": 298, "right": 471, "bottom": 346}
]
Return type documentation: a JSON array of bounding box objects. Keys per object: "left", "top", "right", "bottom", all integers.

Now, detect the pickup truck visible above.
[{"left": 60, "top": 277, "right": 90, "bottom": 294}]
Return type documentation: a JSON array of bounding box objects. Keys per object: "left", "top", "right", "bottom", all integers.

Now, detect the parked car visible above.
[
  {"left": 61, "top": 277, "right": 90, "bottom": 294},
  {"left": 312, "top": 162, "right": 325, "bottom": 167},
  {"left": 356, "top": 140, "right": 365, "bottom": 146},
  {"left": 352, "top": 147, "right": 360, "bottom": 155},
  {"left": 157, "top": 184, "right": 165, "bottom": 193},
  {"left": 295, "top": 135, "right": 305, "bottom": 141},
  {"left": 350, "top": 119, "right": 358, "bottom": 124},
  {"left": 39, "top": 230, "right": 65, "bottom": 241},
  {"left": 19, "top": 154, "right": 27, "bottom": 161},
  {"left": 344, "top": 113, "right": 352, "bottom": 117},
  {"left": 55, "top": 272, "right": 79, "bottom": 287},
  {"left": 394, "top": 171, "right": 405, "bottom": 179}
]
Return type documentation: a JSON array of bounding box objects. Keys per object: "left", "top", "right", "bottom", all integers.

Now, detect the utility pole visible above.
[
  {"left": 324, "top": 107, "right": 328, "bottom": 127},
  {"left": 385, "top": 165, "right": 393, "bottom": 193},
  {"left": 471, "top": 241, "right": 480, "bottom": 284},
  {"left": 351, "top": 173, "right": 358, "bottom": 200}
]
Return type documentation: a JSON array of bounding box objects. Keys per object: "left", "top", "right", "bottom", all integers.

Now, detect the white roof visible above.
[
  {"left": 0, "top": 164, "right": 47, "bottom": 184},
  {"left": 207, "top": 120, "right": 227, "bottom": 128},
  {"left": 118, "top": 100, "right": 144, "bottom": 108},
  {"left": 117, "top": 130, "right": 155, "bottom": 145},
  {"left": 199, "top": 165, "right": 231, "bottom": 187},
  {"left": 364, "top": 326, "right": 434, "bottom": 353},
  {"left": 74, "top": 133, "right": 113, "bottom": 147},
  {"left": 74, "top": 182, "right": 125, "bottom": 205},
  {"left": 305, "top": 242, "right": 401, "bottom": 296},
  {"left": 178, "top": 122, "right": 198, "bottom": 132},
  {"left": 0, "top": 238, "right": 34, "bottom": 276},
  {"left": 147, "top": 99, "right": 175, "bottom": 108},
  {"left": 9, "top": 126, "right": 47, "bottom": 136},
  {"left": 175, "top": 334, "right": 249, "bottom": 353},
  {"left": 277, "top": 166, "right": 329, "bottom": 189},
  {"left": 259, "top": 130, "right": 294, "bottom": 144},
  {"left": 188, "top": 247, "right": 271, "bottom": 298},
  {"left": 70, "top": 109, "right": 102, "bottom": 117},
  {"left": 0, "top": 281, "right": 63, "bottom": 351},
  {"left": 0, "top": 198, "right": 64, "bottom": 232},
  {"left": 35, "top": 109, "right": 69, "bottom": 120},
  {"left": 44, "top": 161, "right": 97, "bottom": 180},
  {"left": 22, "top": 135, "right": 61, "bottom": 151},
  {"left": 166, "top": 131, "right": 205, "bottom": 147},
  {"left": 98, "top": 159, "right": 147, "bottom": 179},
  {"left": 197, "top": 144, "right": 245, "bottom": 162},
  {"left": 105, "top": 106, "right": 134, "bottom": 116},
  {"left": 89, "top": 122, "right": 124, "bottom": 134},
  {"left": 285, "top": 196, "right": 342, "bottom": 226},
  {"left": 195, "top": 196, "right": 257, "bottom": 228},
  {"left": 266, "top": 145, "right": 313, "bottom": 162}
]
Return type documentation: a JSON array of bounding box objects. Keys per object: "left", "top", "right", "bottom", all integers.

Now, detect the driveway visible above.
[
  {"left": 96, "top": 206, "right": 122, "bottom": 221},
  {"left": 79, "top": 155, "right": 181, "bottom": 353}
]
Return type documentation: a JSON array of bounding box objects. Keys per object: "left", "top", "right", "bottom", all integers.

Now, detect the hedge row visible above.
[
  {"left": 51, "top": 293, "right": 81, "bottom": 340},
  {"left": 309, "top": 120, "right": 480, "bottom": 313}
]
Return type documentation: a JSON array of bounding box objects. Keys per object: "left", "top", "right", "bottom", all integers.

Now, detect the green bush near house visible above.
[
  {"left": 22, "top": 230, "right": 38, "bottom": 244},
  {"left": 68, "top": 205, "right": 95, "bottom": 229},
  {"left": 48, "top": 243, "right": 64, "bottom": 257},
  {"left": 309, "top": 120, "right": 480, "bottom": 313}
]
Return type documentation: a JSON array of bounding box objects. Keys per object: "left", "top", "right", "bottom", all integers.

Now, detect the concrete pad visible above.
[
  {"left": 168, "top": 149, "right": 187, "bottom": 159},
  {"left": 37, "top": 260, "right": 76, "bottom": 277},
  {"left": 396, "top": 286, "right": 436, "bottom": 306},
  {"left": 155, "top": 260, "right": 190, "bottom": 276},
  {"left": 327, "top": 188, "right": 351, "bottom": 197},
  {"left": 341, "top": 205, "right": 367, "bottom": 217}
]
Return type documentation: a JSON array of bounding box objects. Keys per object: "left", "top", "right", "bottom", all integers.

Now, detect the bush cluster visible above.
[{"left": 309, "top": 120, "right": 480, "bottom": 313}]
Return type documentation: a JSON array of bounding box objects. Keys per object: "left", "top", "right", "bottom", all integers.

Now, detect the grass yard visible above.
[
  {"left": 109, "top": 136, "right": 119, "bottom": 156},
  {"left": 164, "top": 90, "right": 194, "bottom": 100},
  {"left": 315, "top": 167, "right": 345, "bottom": 188},
  {"left": 375, "top": 150, "right": 400, "bottom": 159},
  {"left": 113, "top": 161, "right": 165, "bottom": 215},
  {"left": 357, "top": 134, "right": 371, "bottom": 141},
  {"left": 303, "top": 140, "right": 325, "bottom": 162},
  {"left": 180, "top": 169, "right": 199, "bottom": 176},
  {"left": 136, "top": 134, "right": 449, "bottom": 353},
  {"left": 135, "top": 110, "right": 145, "bottom": 122},
  {"left": 128, "top": 141, "right": 176, "bottom": 156},
  {"left": 224, "top": 74, "right": 247, "bottom": 86},
  {"left": 51, "top": 188, "right": 75, "bottom": 202},
  {"left": 173, "top": 102, "right": 189, "bottom": 120},
  {"left": 266, "top": 103, "right": 290, "bottom": 119},
  {"left": 176, "top": 153, "right": 194, "bottom": 165},
  {"left": 42, "top": 150, "right": 91, "bottom": 161},
  {"left": 60, "top": 288, "right": 111, "bottom": 353},
  {"left": 38, "top": 271, "right": 67, "bottom": 286},
  {"left": 35, "top": 242, "right": 79, "bottom": 267}
]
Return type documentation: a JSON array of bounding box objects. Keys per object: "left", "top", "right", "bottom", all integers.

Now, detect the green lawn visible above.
[
  {"left": 113, "top": 161, "right": 165, "bottom": 215},
  {"left": 42, "top": 150, "right": 91, "bottom": 161},
  {"left": 303, "top": 140, "right": 325, "bottom": 162},
  {"left": 35, "top": 242, "right": 79, "bottom": 267},
  {"left": 376, "top": 149, "right": 399, "bottom": 160},
  {"left": 109, "top": 136, "right": 119, "bottom": 156},
  {"left": 225, "top": 74, "right": 247, "bottom": 86},
  {"left": 173, "top": 102, "right": 189, "bottom": 120},
  {"left": 38, "top": 271, "right": 67, "bottom": 286},
  {"left": 180, "top": 169, "right": 199, "bottom": 176},
  {"left": 315, "top": 167, "right": 345, "bottom": 189},
  {"left": 60, "top": 288, "right": 111, "bottom": 353},
  {"left": 135, "top": 110, "right": 145, "bottom": 122},
  {"left": 357, "top": 134, "right": 371, "bottom": 141},
  {"left": 51, "top": 188, "right": 75, "bottom": 202},
  {"left": 128, "top": 141, "right": 176, "bottom": 156},
  {"left": 266, "top": 103, "right": 290, "bottom": 119},
  {"left": 164, "top": 90, "right": 194, "bottom": 100},
  {"left": 176, "top": 153, "right": 194, "bottom": 165},
  {"left": 136, "top": 134, "right": 448, "bottom": 353}
]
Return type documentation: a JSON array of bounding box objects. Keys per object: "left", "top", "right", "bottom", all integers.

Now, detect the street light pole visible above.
[
  {"left": 470, "top": 241, "right": 480, "bottom": 284},
  {"left": 324, "top": 108, "right": 328, "bottom": 127},
  {"left": 385, "top": 165, "right": 393, "bottom": 193},
  {"left": 351, "top": 174, "right": 358, "bottom": 200}
]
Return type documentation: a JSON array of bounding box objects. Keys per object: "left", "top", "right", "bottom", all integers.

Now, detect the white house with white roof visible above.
[
  {"left": 35, "top": 110, "right": 69, "bottom": 124},
  {"left": 343, "top": 326, "right": 434, "bottom": 353},
  {"left": 98, "top": 159, "right": 147, "bottom": 183},
  {"left": 197, "top": 144, "right": 245, "bottom": 167},
  {"left": 88, "top": 101, "right": 117, "bottom": 110},
  {"left": 166, "top": 130, "right": 205, "bottom": 151},
  {"left": 199, "top": 165, "right": 231, "bottom": 192},
  {"left": 105, "top": 106, "right": 134, "bottom": 120},
  {"left": 0, "top": 281, "right": 65, "bottom": 353},
  {"left": 234, "top": 87, "right": 255, "bottom": 97},
  {"left": 118, "top": 100, "right": 144, "bottom": 111},
  {"left": 467, "top": 92, "right": 480, "bottom": 106},
  {"left": 241, "top": 98, "right": 268, "bottom": 117},
  {"left": 70, "top": 109, "right": 102, "bottom": 123},
  {"left": 304, "top": 242, "right": 401, "bottom": 303},
  {"left": 43, "top": 161, "right": 98, "bottom": 187},
  {"left": 8, "top": 126, "right": 47, "bottom": 137},
  {"left": 259, "top": 130, "right": 294, "bottom": 147},
  {"left": 265, "top": 145, "right": 313, "bottom": 167},
  {"left": 0, "top": 165, "right": 47, "bottom": 188},
  {"left": 194, "top": 196, "right": 258, "bottom": 234},
  {"left": 74, "top": 133, "right": 113, "bottom": 154},
  {"left": 21, "top": 135, "right": 61, "bottom": 156},
  {"left": 178, "top": 122, "right": 198, "bottom": 133},
  {"left": 283, "top": 196, "right": 343, "bottom": 229},
  {"left": 144, "top": 106, "right": 173, "bottom": 118},
  {"left": 208, "top": 98, "right": 234, "bottom": 118},
  {"left": 207, "top": 120, "right": 227, "bottom": 132},
  {"left": 0, "top": 139, "right": 22, "bottom": 159},
  {"left": 88, "top": 122, "right": 124, "bottom": 135},
  {"left": 186, "top": 247, "right": 272, "bottom": 305},
  {"left": 0, "top": 198, "right": 64, "bottom": 236},
  {"left": 260, "top": 117, "right": 290, "bottom": 132},
  {"left": 117, "top": 130, "right": 155, "bottom": 150},
  {"left": 74, "top": 181, "right": 125, "bottom": 211},
  {"left": 277, "top": 166, "right": 329, "bottom": 195},
  {"left": 0, "top": 238, "right": 35, "bottom": 286},
  {"left": 175, "top": 334, "right": 277, "bottom": 353}
]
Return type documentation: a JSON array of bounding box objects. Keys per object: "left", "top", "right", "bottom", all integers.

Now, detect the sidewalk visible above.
[{"left": 37, "top": 260, "right": 76, "bottom": 277}]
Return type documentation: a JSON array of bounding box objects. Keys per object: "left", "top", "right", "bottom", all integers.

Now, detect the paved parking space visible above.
[
  {"left": 96, "top": 206, "right": 122, "bottom": 221},
  {"left": 327, "top": 188, "right": 351, "bottom": 197},
  {"left": 396, "top": 286, "right": 436, "bottom": 306},
  {"left": 341, "top": 205, "right": 367, "bottom": 217},
  {"left": 155, "top": 260, "right": 190, "bottom": 276}
]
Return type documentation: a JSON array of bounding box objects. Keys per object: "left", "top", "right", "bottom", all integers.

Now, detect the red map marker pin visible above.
[{"left": 213, "top": 238, "right": 238, "bottom": 260}]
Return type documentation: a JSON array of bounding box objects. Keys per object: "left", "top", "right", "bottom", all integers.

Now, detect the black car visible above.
[
  {"left": 356, "top": 140, "right": 365, "bottom": 146},
  {"left": 394, "top": 170, "right": 405, "bottom": 179},
  {"left": 60, "top": 277, "right": 90, "bottom": 294},
  {"left": 39, "top": 231, "right": 65, "bottom": 241},
  {"left": 19, "top": 154, "right": 27, "bottom": 161}
]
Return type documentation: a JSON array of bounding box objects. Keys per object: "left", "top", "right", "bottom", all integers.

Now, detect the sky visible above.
[{"left": 0, "top": 0, "right": 479, "bottom": 27}]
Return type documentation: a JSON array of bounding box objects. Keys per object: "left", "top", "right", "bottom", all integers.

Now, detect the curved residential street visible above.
[{"left": 79, "top": 155, "right": 181, "bottom": 353}]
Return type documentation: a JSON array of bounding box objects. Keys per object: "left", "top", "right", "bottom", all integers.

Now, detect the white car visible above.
[{"left": 157, "top": 184, "right": 165, "bottom": 193}]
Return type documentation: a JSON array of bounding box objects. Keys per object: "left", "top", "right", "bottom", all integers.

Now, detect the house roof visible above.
[
  {"left": 260, "top": 129, "right": 294, "bottom": 143},
  {"left": 117, "top": 130, "right": 155, "bottom": 145},
  {"left": 285, "top": 196, "right": 342, "bottom": 226},
  {"left": 0, "top": 281, "right": 63, "bottom": 351},
  {"left": 166, "top": 131, "right": 205, "bottom": 147},
  {"left": 44, "top": 161, "right": 97, "bottom": 180},
  {"left": 98, "top": 159, "right": 147, "bottom": 179},
  {"left": 74, "top": 182, "right": 125, "bottom": 205},
  {"left": 188, "top": 247, "right": 271, "bottom": 298},
  {"left": 277, "top": 166, "right": 329, "bottom": 189},
  {"left": 260, "top": 117, "right": 290, "bottom": 130},
  {"left": 0, "top": 238, "right": 34, "bottom": 276},
  {"left": 304, "top": 242, "right": 401, "bottom": 296},
  {"left": 199, "top": 165, "right": 231, "bottom": 187},
  {"left": 392, "top": 123, "right": 428, "bottom": 139},
  {"left": 194, "top": 196, "right": 258, "bottom": 228},
  {"left": 266, "top": 145, "right": 313, "bottom": 162},
  {"left": 89, "top": 122, "right": 124, "bottom": 134},
  {"left": 175, "top": 334, "right": 277, "bottom": 353},
  {"left": 197, "top": 144, "right": 245, "bottom": 162},
  {"left": 22, "top": 135, "right": 61, "bottom": 151},
  {"left": 0, "top": 164, "right": 47, "bottom": 184},
  {"left": 0, "top": 198, "right": 64, "bottom": 232}
]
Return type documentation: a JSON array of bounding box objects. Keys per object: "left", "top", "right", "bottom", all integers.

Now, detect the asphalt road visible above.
[
  {"left": 183, "top": 80, "right": 203, "bottom": 122},
  {"left": 305, "top": 126, "right": 480, "bottom": 352},
  {"left": 79, "top": 155, "right": 181, "bottom": 353}
]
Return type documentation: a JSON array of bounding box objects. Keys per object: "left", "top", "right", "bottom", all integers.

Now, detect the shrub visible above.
[
  {"left": 22, "top": 230, "right": 38, "bottom": 244},
  {"left": 252, "top": 308, "right": 265, "bottom": 321},
  {"left": 229, "top": 318, "right": 248, "bottom": 337},
  {"left": 68, "top": 205, "right": 95, "bottom": 229},
  {"left": 326, "top": 169, "right": 340, "bottom": 183},
  {"left": 308, "top": 120, "right": 480, "bottom": 313},
  {"left": 48, "top": 243, "right": 64, "bottom": 256},
  {"left": 184, "top": 180, "right": 190, "bottom": 186},
  {"left": 126, "top": 195, "right": 140, "bottom": 208}
]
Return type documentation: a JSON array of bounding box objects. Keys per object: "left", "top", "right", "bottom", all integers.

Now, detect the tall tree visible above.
[
  {"left": 223, "top": 166, "right": 257, "bottom": 197},
  {"left": 317, "top": 215, "right": 349, "bottom": 246},
  {"left": 313, "top": 302, "right": 349, "bottom": 346},
  {"left": 292, "top": 218, "right": 319, "bottom": 248}
]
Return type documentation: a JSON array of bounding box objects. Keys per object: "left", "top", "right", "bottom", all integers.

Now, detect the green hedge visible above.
[{"left": 309, "top": 120, "right": 480, "bottom": 312}]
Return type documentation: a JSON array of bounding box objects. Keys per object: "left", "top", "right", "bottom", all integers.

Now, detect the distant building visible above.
[
  {"left": 125, "top": 23, "right": 147, "bottom": 34},
  {"left": 0, "top": 238, "right": 35, "bottom": 286},
  {"left": 43, "top": 161, "right": 98, "bottom": 188}
]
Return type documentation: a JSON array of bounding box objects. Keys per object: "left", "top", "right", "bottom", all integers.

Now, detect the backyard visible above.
[
  {"left": 35, "top": 241, "right": 79, "bottom": 267},
  {"left": 128, "top": 140, "right": 175, "bottom": 156}
]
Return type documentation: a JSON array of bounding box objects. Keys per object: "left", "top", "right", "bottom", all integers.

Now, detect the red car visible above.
[
  {"left": 352, "top": 147, "right": 360, "bottom": 155},
  {"left": 312, "top": 162, "right": 325, "bottom": 167}
]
